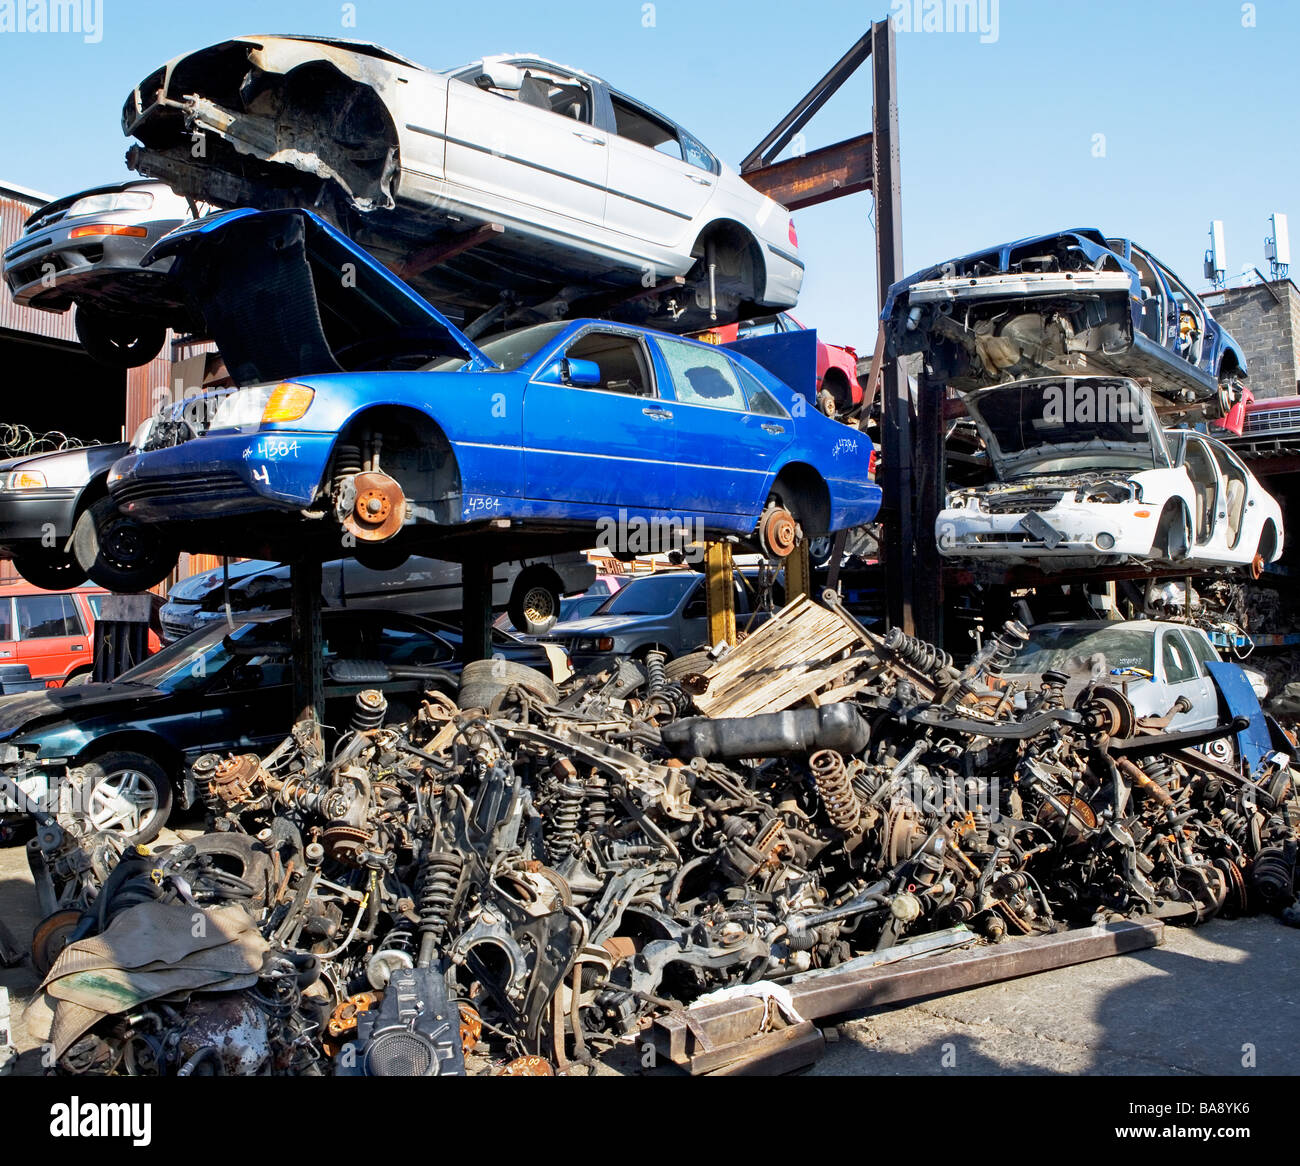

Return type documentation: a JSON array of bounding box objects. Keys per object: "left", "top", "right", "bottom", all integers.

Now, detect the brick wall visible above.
[{"left": 1203, "top": 279, "right": 1300, "bottom": 400}]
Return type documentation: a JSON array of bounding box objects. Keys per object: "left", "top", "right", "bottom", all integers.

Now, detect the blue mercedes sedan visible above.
[{"left": 94, "top": 209, "right": 879, "bottom": 590}]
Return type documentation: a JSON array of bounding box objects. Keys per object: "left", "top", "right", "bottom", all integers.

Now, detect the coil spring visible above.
[
  {"left": 1038, "top": 671, "right": 1068, "bottom": 711},
  {"left": 192, "top": 754, "right": 224, "bottom": 817},
  {"left": 375, "top": 924, "right": 416, "bottom": 959},
  {"left": 351, "top": 689, "right": 387, "bottom": 733},
  {"left": 584, "top": 774, "right": 608, "bottom": 834},
  {"left": 1143, "top": 756, "right": 1172, "bottom": 785},
  {"left": 547, "top": 781, "right": 583, "bottom": 861},
  {"left": 417, "top": 853, "right": 463, "bottom": 946},
  {"left": 274, "top": 773, "right": 329, "bottom": 816},
  {"left": 644, "top": 649, "right": 667, "bottom": 695},
  {"left": 333, "top": 443, "right": 363, "bottom": 479},
  {"left": 979, "top": 620, "right": 1031, "bottom": 675},
  {"left": 883, "top": 627, "right": 952, "bottom": 677},
  {"left": 1219, "top": 807, "right": 1253, "bottom": 849},
  {"left": 809, "top": 749, "right": 860, "bottom": 831}
]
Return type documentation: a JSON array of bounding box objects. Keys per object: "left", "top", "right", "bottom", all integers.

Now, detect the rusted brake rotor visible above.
[
  {"left": 344, "top": 471, "right": 407, "bottom": 542},
  {"left": 759, "top": 505, "right": 799, "bottom": 558}
]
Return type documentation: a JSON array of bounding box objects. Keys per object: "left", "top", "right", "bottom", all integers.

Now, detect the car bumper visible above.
[
  {"left": 0, "top": 488, "right": 80, "bottom": 544},
  {"left": 109, "top": 430, "right": 336, "bottom": 521},
  {"left": 3, "top": 220, "right": 177, "bottom": 311},
  {"left": 937, "top": 503, "right": 1159, "bottom": 558}
]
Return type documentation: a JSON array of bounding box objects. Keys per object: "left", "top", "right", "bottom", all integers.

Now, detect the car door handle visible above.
[
  {"left": 642, "top": 407, "right": 673, "bottom": 420},
  {"left": 70, "top": 644, "right": 85, "bottom": 651},
  {"left": 573, "top": 132, "right": 605, "bottom": 145},
  {"left": 686, "top": 174, "right": 713, "bottom": 186},
  {"left": 761, "top": 423, "right": 785, "bottom": 434}
]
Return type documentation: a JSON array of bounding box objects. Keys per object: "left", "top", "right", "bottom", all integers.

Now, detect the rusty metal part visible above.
[
  {"left": 320, "top": 824, "right": 373, "bottom": 865},
  {"left": 758, "top": 505, "right": 798, "bottom": 558},
  {"left": 324, "top": 991, "right": 382, "bottom": 1054},
  {"left": 344, "top": 471, "right": 406, "bottom": 542},
  {"left": 459, "top": 1003, "right": 483, "bottom": 1054},
  {"left": 209, "top": 754, "right": 266, "bottom": 805},
  {"left": 809, "top": 749, "right": 860, "bottom": 831}
]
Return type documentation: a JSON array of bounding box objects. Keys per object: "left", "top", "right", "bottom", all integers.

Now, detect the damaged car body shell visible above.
[
  {"left": 937, "top": 376, "right": 1284, "bottom": 570},
  {"left": 882, "top": 229, "right": 1248, "bottom": 412},
  {"left": 120, "top": 37, "right": 802, "bottom": 329}
]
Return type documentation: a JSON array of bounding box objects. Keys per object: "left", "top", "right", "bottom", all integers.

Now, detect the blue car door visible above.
[
  {"left": 651, "top": 335, "right": 792, "bottom": 518},
  {"left": 522, "top": 326, "right": 677, "bottom": 514}
]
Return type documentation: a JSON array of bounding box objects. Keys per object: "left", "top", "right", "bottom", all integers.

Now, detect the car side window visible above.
[
  {"left": 610, "top": 94, "right": 683, "bottom": 161},
  {"left": 656, "top": 338, "right": 748, "bottom": 412},
  {"left": 0, "top": 599, "right": 12, "bottom": 640},
  {"left": 562, "top": 331, "right": 656, "bottom": 397},
  {"left": 1161, "top": 631, "right": 1199, "bottom": 684},
  {"left": 682, "top": 582, "right": 707, "bottom": 621},
  {"left": 16, "top": 594, "right": 78, "bottom": 639},
  {"left": 1184, "top": 630, "right": 1218, "bottom": 674},
  {"left": 679, "top": 128, "right": 718, "bottom": 173},
  {"left": 738, "top": 316, "right": 782, "bottom": 338},
  {"left": 732, "top": 363, "right": 791, "bottom": 418}
]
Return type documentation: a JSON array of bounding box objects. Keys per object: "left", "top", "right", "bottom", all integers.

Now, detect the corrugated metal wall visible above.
[{"left": 0, "top": 190, "right": 77, "bottom": 345}]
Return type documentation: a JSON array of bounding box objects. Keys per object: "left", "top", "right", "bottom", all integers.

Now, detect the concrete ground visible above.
[{"left": 3, "top": 818, "right": 1297, "bottom": 1076}]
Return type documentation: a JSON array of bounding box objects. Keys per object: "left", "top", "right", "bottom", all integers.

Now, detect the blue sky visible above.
[{"left": 0, "top": 0, "right": 1294, "bottom": 349}]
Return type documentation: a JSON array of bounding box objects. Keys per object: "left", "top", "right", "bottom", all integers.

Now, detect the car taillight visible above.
[
  {"left": 788, "top": 220, "right": 798, "bottom": 248},
  {"left": 69, "top": 224, "right": 149, "bottom": 238}
]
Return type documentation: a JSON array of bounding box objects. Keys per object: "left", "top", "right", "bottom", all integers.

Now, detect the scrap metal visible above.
[{"left": 23, "top": 593, "right": 1300, "bottom": 1075}]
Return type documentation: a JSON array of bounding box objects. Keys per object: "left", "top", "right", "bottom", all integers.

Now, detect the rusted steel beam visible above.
[
  {"left": 742, "top": 134, "right": 873, "bottom": 213},
  {"left": 654, "top": 920, "right": 1163, "bottom": 1066},
  {"left": 393, "top": 222, "right": 505, "bottom": 280}
]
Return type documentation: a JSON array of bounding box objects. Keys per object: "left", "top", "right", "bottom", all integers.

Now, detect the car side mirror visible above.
[
  {"left": 475, "top": 63, "right": 525, "bottom": 91},
  {"left": 540, "top": 357, "right": 601, "bottom": 388}
]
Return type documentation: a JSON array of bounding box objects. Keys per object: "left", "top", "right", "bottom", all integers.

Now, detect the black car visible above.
[
  {"left": 0, "top": 441, "right": 128, "bottom": 590},
  {"left": 2, "top": 179, "right": 193, "bottom": 368},
  {"left": 0, "top": 608, "right": 556, "bottom": 844}
]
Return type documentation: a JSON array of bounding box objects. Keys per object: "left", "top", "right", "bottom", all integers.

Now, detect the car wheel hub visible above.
[
  {"left": 521, "top": 586, "right": 554, "bottom": 623},
  {"left": 344, "top": 471, "right": 406, "bottom": 542}
]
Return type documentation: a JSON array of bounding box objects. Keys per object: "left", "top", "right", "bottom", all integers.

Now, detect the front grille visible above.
[
  {"left": 1243, "top": 407, "right": 1300, "bottom": 437},
  {"left": 112, "top": 471, "right": 249, "bottom": 509},
  {"left": 981, "top": 493, "right": 1064, "bottom": 515}
]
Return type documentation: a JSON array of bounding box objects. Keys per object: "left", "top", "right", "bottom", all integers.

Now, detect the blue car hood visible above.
[{"left": 145, "top": 208, "right": 493, "bottom": 386}]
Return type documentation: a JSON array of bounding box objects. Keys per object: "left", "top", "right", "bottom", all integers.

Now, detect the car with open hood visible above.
[
  {"left": 96, "top": 208, "right": 879, "bottom": 592},
  {"left": 121, "top": 39, "right": 802, "bottom": 333},
  {"left": 882, "top": 230, "right": 1248, "bottom": 419},
  {"left": 936, "top": 376, "right": 1284, "bottom": 570}
]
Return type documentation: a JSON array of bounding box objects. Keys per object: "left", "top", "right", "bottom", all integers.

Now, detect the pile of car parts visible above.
[{"left": 24, "top": 593, "right": 1300, "bottom": 1076}]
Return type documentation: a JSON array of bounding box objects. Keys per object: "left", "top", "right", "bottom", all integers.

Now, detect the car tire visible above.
[
  {"left": 72, "top": 496, "right": 177, "bottom": 592},
  {"left": 817, "top": 388, "right": 838, "bottom": 418},
  {"left": 74, "top": 305, "right": 166, "bottom": 370},
  {"left": 10, "top": 549, "right": 87, "bottom": 591},
  {"left": 508, "top": 566, "right": 562, "bottom": 635},
  {"left": 64, "top": 668, "right": 93, "bottom": 687},
  {"left": 663, "top": 651, "right": 713, "bottom": 682},
  {"left": 458, "top": 658, "right": 559, "bottom": 711},
  {"left": 78, "top": 751, "right": 173, "bottom": 845}
]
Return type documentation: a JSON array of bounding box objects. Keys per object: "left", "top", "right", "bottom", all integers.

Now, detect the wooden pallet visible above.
[{"left": 695, "top": 595, "right": 871, "bottom": 718}]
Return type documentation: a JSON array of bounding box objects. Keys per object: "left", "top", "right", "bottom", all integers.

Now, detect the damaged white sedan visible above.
[{"left": 937, "top": 377, "right": 1284, "bottom": 572}]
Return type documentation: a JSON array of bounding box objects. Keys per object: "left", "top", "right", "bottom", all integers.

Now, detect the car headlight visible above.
[
  {"left": 211, "top": 382, "right": 314, "bottom": 429},
  {"left": 576, "top": 637, "right": 615, "bottom": 652},
  {"left": 68, "top": 190, "right": 154, "bottom": 216},
  {"left": 5, "top": 470, "right": 46, "bottom": 490}
]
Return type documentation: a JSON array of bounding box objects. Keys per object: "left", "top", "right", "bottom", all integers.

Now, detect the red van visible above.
[{"left": 0, "top": 582, "right": 160, "bottom": 686}]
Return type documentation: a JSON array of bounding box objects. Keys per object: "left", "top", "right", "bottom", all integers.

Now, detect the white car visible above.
[
  {"left": 122, "top": 39, "right": 803, "bottom": 331},
  {"left": 1003, "top": 619, "right": 1245, "bottom": 761},
  {"left": 937, "top": 376, "right": 1284, "bottom": 570}
]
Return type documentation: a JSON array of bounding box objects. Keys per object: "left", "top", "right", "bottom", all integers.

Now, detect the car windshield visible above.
[
  {"left": 971, "top": 382, "right": 1165, "bottom": 474},
  {"left": 424, "top": 322, "right": 568, "bottom": 373},
  {"left": 116, "top": 619, "right": 275, "bottom": 694},
  {"left": 1003, "top": 625, "right": 1155, "bottom": 676},
  {"left": 595, "top": 573, "right": 696, "bottom": 616}
]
